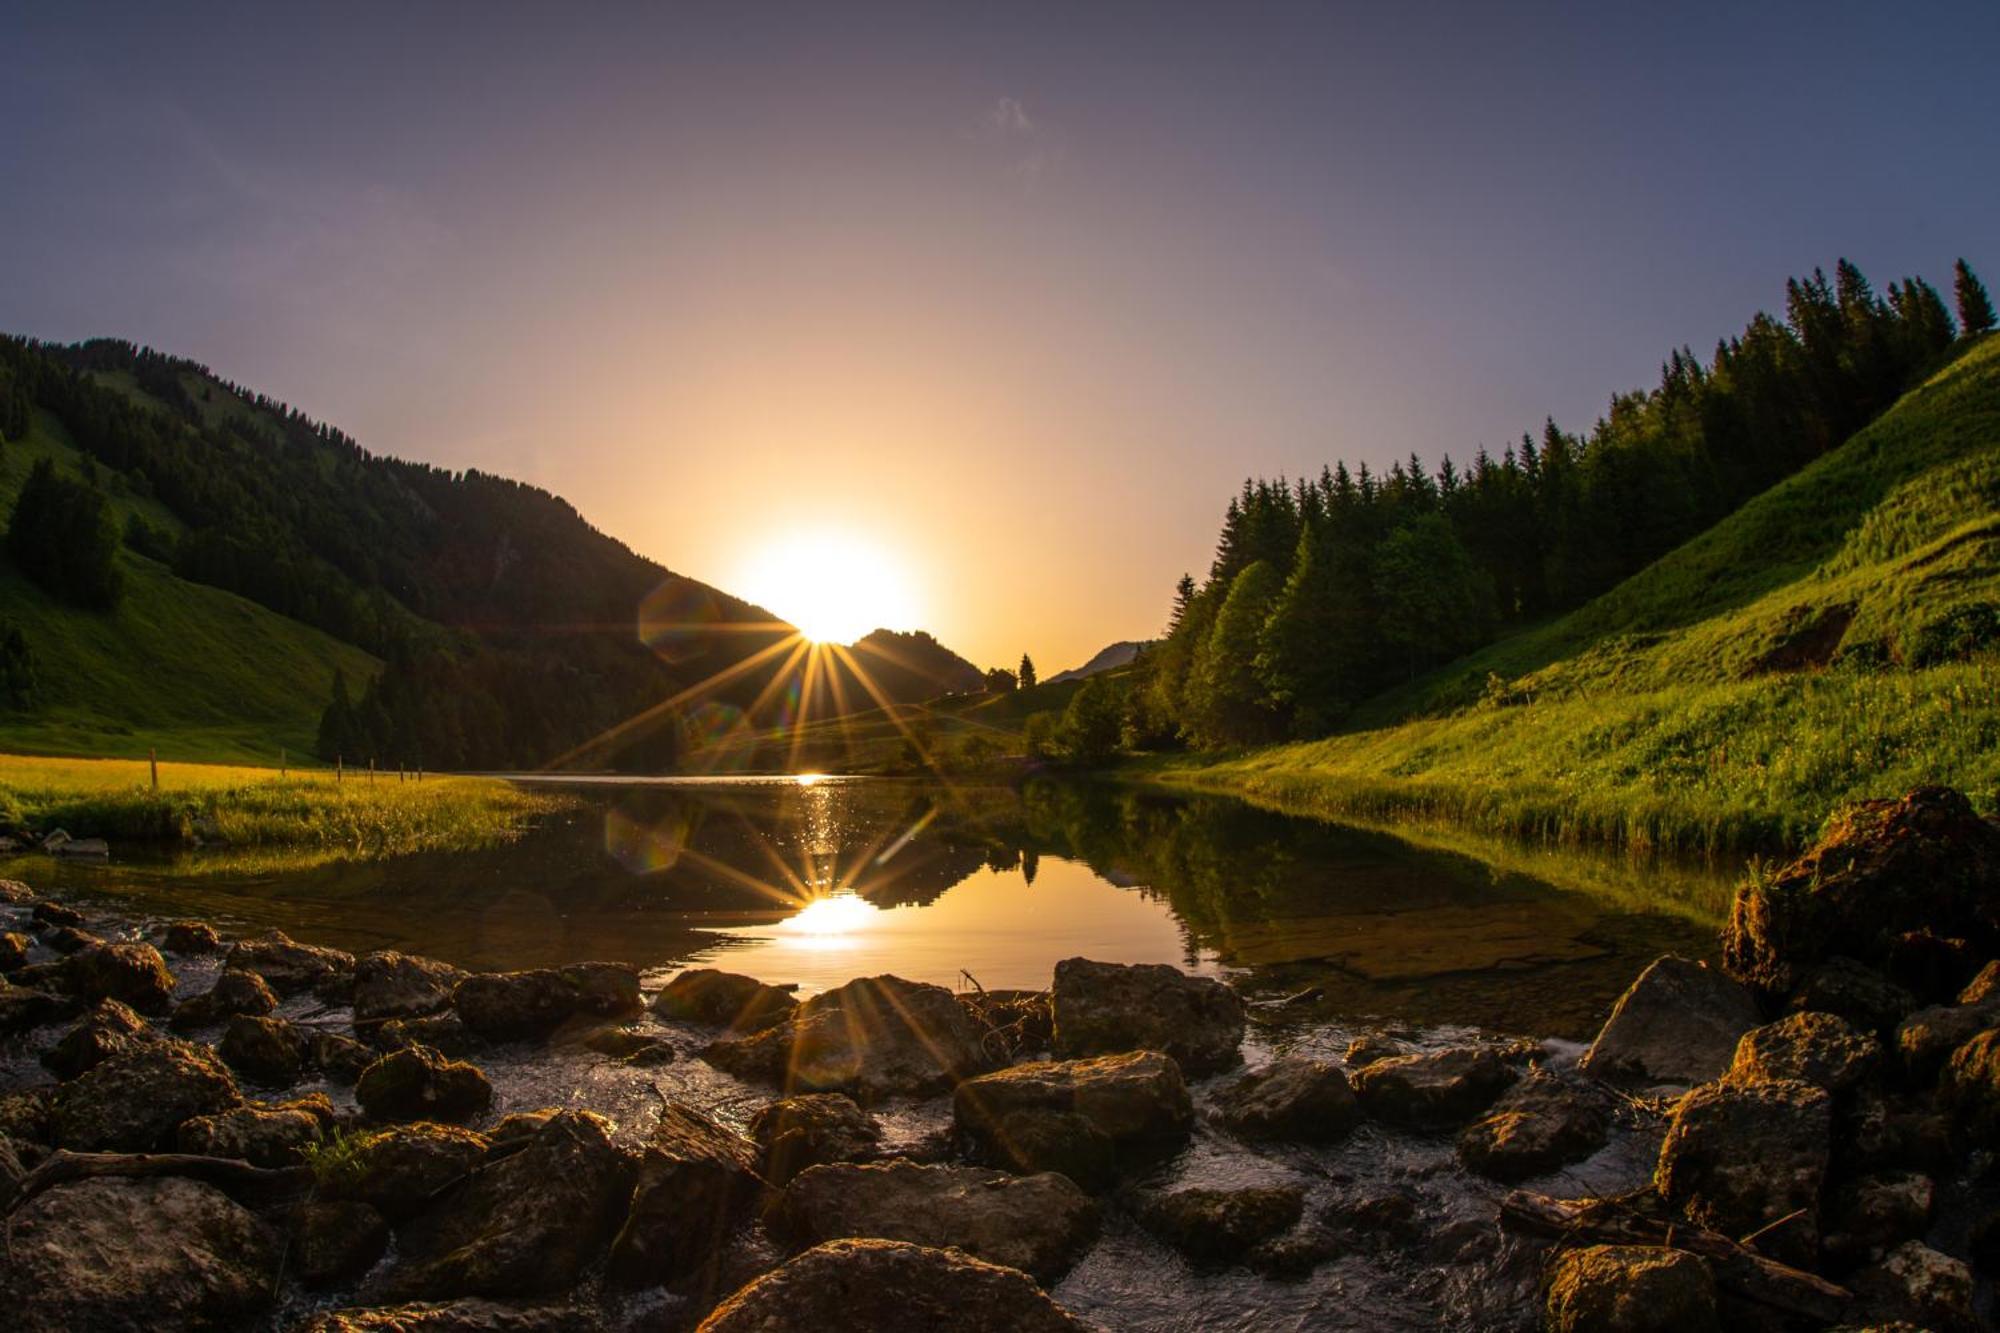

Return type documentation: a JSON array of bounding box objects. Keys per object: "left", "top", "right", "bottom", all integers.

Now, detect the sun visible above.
[{"left": 736, "top": 529, "right": 919, "bottom": 645}]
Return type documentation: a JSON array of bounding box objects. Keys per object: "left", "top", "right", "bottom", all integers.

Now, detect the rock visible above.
[
  {"left": 487, "top": 1109, "right": 560, "bottom": 1149},
  {"left": 0, "top": 1176, "right": 279, "bottom": 1332},
  {"left": 1542, "top": 1244, "right": 1719, "bottom": 1333},
  {"left": 1319, "top": 1190, "right": 1421, "bottom": 1250},
  {"left": 379, "top": 1011, "right": 484, "bottom": 1057},
  {"left": 0, "top": 979, "right": 80, "bottom": 1033},
  {"left": 356, "top": 1044, "right": 494, "bottom": 1123},
  {"left": 1837, "top": 1087, "right": 1954, "bottom": 1176},
  {"left": 297, "top": 1199, "right": 392, "bottom": 1286},
  {"left": 163, "top": 920, "right": 222, "bottom": 954},
  {"left": 1210, "top": 1054, "right": 1359, "bottom": 1143},
  {"left": 705, "top": 974, "right": 1000, "bottom": 1100},
  {"left": 749, "top": 1093, "right": 882, "bottom": 1185},
  {"left": 1788, "top": 957, "right": 1915, "bottom": 1037},
  {"left": 52, "top": 1037, "right": 241, "bottom": 1150},
  {"left": 1727, "top": 1011, "right": 1881, "bottom": 1092},
  {"left": 0, "top": 877, "right": 36, "bottom": 902},
  {"left": 45, "top": 924, "right": 102, "bottom": 953},
  {"left": 1343, "top": 1034, "right": 1404, "bottom": 1067},
  {"left": 177, "top": 1101, "right": 328, "bottom": 1166},
  {"left": 954, "top": 1050, "right": 1193, "bottom": 1192},
  {"left": 1960, "top": 959, "right": 2000, "bottom": 1004},
  {"left": 1136, "top": 1185, "right": 1303, "bottom": 1267},
  {"left": 62, "top": 940, "right": 176, "bottom": 1014},
  {"left": 31, "top": 898, "right": 84, "bottom": 927},
  {"left": 292, "top": 1300, "right": 595, "bottom": 1332},
  {"left": 316, "top": 1029, "right": 380, "bottom": 1083},
  {"left": 578, "top": 1025, "right": 675, "bottom": 1063},
  {"left": 1884, "top": 929, "right": 1980, "bottom": 1004},
  {"left": 1654, "top": 1078, "right": 1830, "bottom": 1266},
  {"left": 1579, "top": 955, "right": 1761, "bottom": 1087},
  {"left": 654, "top": 967, "right": 798, "bottom": 1032},
  {"left": 53, "top": 836, "right": 109, "bottom": 858},
  {"left": 775, "top": 1160, "right": 1099, "bottom": 1285},
  {"left": 453, "top": 967, "right": 611, "bottom": 1040},
  {"left": 1849, "top": 1240, "right": 1976, "bottom": 1332},
  {"left": 1457, "top": 1068, "right": 1611, "bottom": 1182},
  {"left": 354, "top": 951, "right": 468, "bottom": 1024},
  {"left": 1050, "top": 957, "right": 1244, "bottom": 1074},
  {"left": 41, "top": 997, "right": 157, "bottom": 1079},
  {"left": 606, "top": 1102, "right": 763, "bottom": 1289},
  {"left": 384, "top": 1110, "right": 634, "bottom": 1300},
  {"left": 220, "top": 1013, "right": 313, "bottom": 1087},
  {"left": 1722, "top": 787, "right": 2000, "bottom": 998},
  {"left": 1941, "top": 1026, "right": 2000, "bottom": 1142},
  {"left": 1350, "top": 1046, "right": 1517, "bottom": 1127},
  {"left": 0, "top": 1086, "right": 53, "bottom": 1147},
  {"left": 1893, "top": 999, "right": 2000, "bottom": 1082},
  {"left": 322, "top": 1123, "right": 492, "bottom": 1220},
  {"left": 695, "top": 1238, "right": 1090, "bottom": 1333},
  {"left": 1826, "top": 1172, "right": 1934, "bottom": 1260},
  {"left": 556, "top": 961, "right": 642, "bottom": 1017},
  {"left": 226, "top": 928, "right": 355, "bottom": 997},
  {"left": 0, "top": 929, "right": 30, "bottom": 969},
  {"left": 170, "top": 967, "right": 279, "bottom": 1030}
]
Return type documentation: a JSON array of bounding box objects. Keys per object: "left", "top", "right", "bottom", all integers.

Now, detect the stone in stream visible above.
[
  {"left": 774, "top": 1160, "right": 1100, "bottom": 1285},
  {"left": 577, "top": 1024, "right": 676, "bottom": 1064},
  {"left": 1577, "top": 955, "right": 1761, "bottom": 1087},
  {"left": 0, "top": 1176, "right": 280, "bottom": 1333},
  {"left": 1210, "top": 1054, "right": 1360, "bottom": 1143},
  {"left": 323, "top": 1123, "right": 493, "bottom": 1220},
  {"left": 41, "top": 997, "right": 158, "bottom": 1079},
  {"left": 953, "top": 1050, "right": 1193, "bottom": 1192},
  {"left": 453, "top": 963, "right": 642, "bottom": 1041},
  {"left": 695, "top": 1238, "right": 1092, "bottom": 1333},
  {"left": 1653, "top": 1077, "right": 1831, "bottom": 1267},
  {"left": 294, "top": 1301, "right": 596, "bottom": 1332},
  {"left": 44, "top": 925, "right": 102, "bottom": 954},
  {"left": 0, "top": 978, "right": 82, "bottom": 1033},
  {"left": 378, "top": 1010, "right": 484, "bottom": 1057},
  {"left": 1457, "top": 1068, "right": 1611, "bottom": 1182},
  {"left": 1051, "top": 957, "right": 1245, "bottom": 1074},
  {"left": 0, "top": 877, "right": 36, "bottom": 903},
  {"left": 1349, "top": 1046, "right": 1517, "bottom": 1127},
  {"left": 654, "top": 966, "right": 799, "bottom": 1032},
  {"left": 61, "top": 940, "right": 177, "bottom": 1014},
  {"left": 226, "top": 927, "right": 356, "bottom": 998},
  {"left": 162, "top": 919, "right": 222, "bottom": 954},
  {"left": 0, "top": 928, "right": 31, "bottom": 970},
  {"left": 355, "top": 1043, "right": 494, "bottom": 1124},
  {"left": 1725, "top": 1010, "right": 1881, "bottom": 1092},
  {"left": 353, "top": 951, "right": 468, "bottom": 1024},
  {"left": 1541, "top": 1244, "right": 1719, "bottom": 1333},
  {"left": 704, "top": 974, "right": 999, "bottom": 1101},
  {"left": 749, "top": 1092, "right": 883, "bottom": 1185},
  {"left": 31, "top": 899, "right": 85, "bottom": 928},
  {"left": 219, "top": 1013, "right": 313, "bottom": 1088},
  {"left": 51, "top": 1037, "right": 242, "bottom": 1151},
  {"left": 314, "top": 1029, "right": 380, "bottom": 1083},
  {"left": 606, "top": 1102, "right": 763, "bottom": 1290},
  {"left": 170, "top": 967, "right": 279, "bottom": 1030},
  {"left": 295, "top": 1200, "right": 393, "bottom": 1287},
  {"left": 176, "top": 1098, "right": 332, "bottom": 1167},
  {"left": 1136, "top": 1185, "right": 1304, "bottom": 1267}
]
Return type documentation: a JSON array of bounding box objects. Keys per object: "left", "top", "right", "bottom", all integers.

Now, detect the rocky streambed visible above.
[{"left": 0, "top": 785, "right": 1995, "bottom": 1331}]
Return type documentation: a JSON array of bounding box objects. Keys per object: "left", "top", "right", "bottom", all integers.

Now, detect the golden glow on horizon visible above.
[
  {"left": 735, "top": 530, "right": 919, "bottom": 645},
  {"left": 777, "top": 893, "right": 879, "bottom": 947}
]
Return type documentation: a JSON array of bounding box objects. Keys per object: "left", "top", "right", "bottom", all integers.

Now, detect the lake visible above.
[{"left": 1, "top": 775, "right": 1733, "bottom": 1040}]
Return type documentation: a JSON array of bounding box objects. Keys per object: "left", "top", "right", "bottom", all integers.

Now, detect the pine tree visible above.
[
  {"left": 1185, "top": 560, "right": 1281, "bottom": 746},
  {"left": 1956, "top": 259, "right": 1996, "bottom": 337},
  {"left": 1018, "top": 653, "right": 1037, "bottom": 690},
  {"left": 316, "top": 668, "right": 357, "bottom": 761}
]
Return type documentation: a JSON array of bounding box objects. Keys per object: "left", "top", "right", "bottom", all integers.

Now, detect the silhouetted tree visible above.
[
  {"left": 0, "top": 623, "right": 38, "bottom": 710},
  {"left": 983, "top": 666, "right": 1017, "bottom": 693},
  {"left": 7, "top": 459, "right": 124, "bottom": 608},
  {"left": 1957, "top": 259, "right": 1996, "bottom": 337},
  {"left": 1018, "top": 653, "right": 1037, "bottom": 690}
]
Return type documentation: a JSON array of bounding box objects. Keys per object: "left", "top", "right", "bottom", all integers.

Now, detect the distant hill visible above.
[
  {"left": 1047, "top": 640, "right": 1149, "bottom": 684},
  {"left": 845, "top": 629, "right": 983, "bottom": 701}
]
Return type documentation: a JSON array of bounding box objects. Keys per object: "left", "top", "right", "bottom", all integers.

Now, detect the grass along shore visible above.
[{"left": 0, "top": 753, "right": 569, "bottom": 855}]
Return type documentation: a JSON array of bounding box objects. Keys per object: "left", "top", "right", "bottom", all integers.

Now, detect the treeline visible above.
[{"left": 1132, "top": 257, "right": 1995, "bottom": 748}]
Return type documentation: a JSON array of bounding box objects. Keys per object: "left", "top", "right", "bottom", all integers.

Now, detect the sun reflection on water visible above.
[{"left": 776, "top": 893, "right": 879, "bottom": 948}]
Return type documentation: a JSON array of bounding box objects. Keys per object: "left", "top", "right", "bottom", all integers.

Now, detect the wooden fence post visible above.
[
  {"left": 337, "top": 756, "right": 343, "bottom": 784},
  {"left": 280, "top": 748, "right": 287, "bottom": 779}
]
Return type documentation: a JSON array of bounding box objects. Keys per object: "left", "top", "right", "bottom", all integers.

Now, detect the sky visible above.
[{"left": 4, "top": 2, "right": 1997, "bottom": 673}]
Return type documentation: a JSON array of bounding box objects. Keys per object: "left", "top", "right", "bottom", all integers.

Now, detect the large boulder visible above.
[
  {"left": 1727, "top": 1010, "right": 1880, "bottom": 1092},
  {"left": 177, "top": 1100, "right": 330, "bottom": 1167},
  {"left": 1210, "top": 1054, "right": 1359, "bottom": 1143},
  {"left": 1050, "top": 957, "right": 1245, "bottom": 1074},
  {"left": 51, "top": 1037, "right": 242, "bottom": 1150},
  {"left": 607, "top": 1102, "right": 763, "bottom": 1289},
  {"left": 775, "top": 1160, "right": 1099, "bottom": 1285},
  {"left": 654, "top": 967, "right": 798, "bottom": 1032},
  {"left": 694, "top": 1238, "right": 1091, "bottom": 1333},
  {"left": 1721, "top": 787, "right": 2000, "bottom": 998},
  {"left": 0, "top": 1176, "right": 279, "bottom": 1332},
  {"left": 1135, "top": 1184, "right": 1303, "bottom": 1267},
  {"left": 355, "top": 952, "right": 468, "bottom": 1024},
  {"left": 42, "top": 997, "right": 158, "bottom": 1079},
  {"left": 1457, "top": 1069, "right": 1611, "bottom": 1182},
  {"left": 356, "top": 1044, "right": 493, "bottom": 1124},
  {"left": 227, "top": 928, "right": 356, "bottom": 997},
  {"left": 382, "top": 1111, "right": 634, "bottom": 1301},
  {"left": 0, "top": 979, "right": 82, "bottom": 1034},
  {"left": 1542, "top": 1244, "right": 1720, "bottom": 1333},
  {"left": 1578, "top": 956, "right": 1762, "bottom": 1087},
  {"left": 62, "top": 941, "right": 176, "bottom": 1014},
  {"left": 705, "top": 974, "right": 999, "bottom": 1100},
  {"left": 1787, "top": 956, "right": 1916, "bottom": 1037},
  {"left": 453, "top": 963, "right": 641, "bottom": 1041},
  {"left": 163, "top": 920, "right": 222, "bottom": 954},
  {"left": 1654, "top": 1078, "right": 1830, "bottom": 1266},
  {"left": 170, "top": 968, "right": 279, "bottom": 1030},
  {"left": 321, "top": 1123, "right": 493, "bottom": 1220},
  {"left": 953, "top": 1050, "right": 1192, "bottom": 1191},
  {"left": 1350, "top": 1046, "right": 1516, "bottom": 1127},
  {"left": 220, "top": 1013, "right": 313, "bottom": 1088},
  {"left": 748, "top": 1093, "right": 882, "bottom": 1185},
  {"left": 1941, "top": 1026, "right": 2000, "bottom": 1142}
]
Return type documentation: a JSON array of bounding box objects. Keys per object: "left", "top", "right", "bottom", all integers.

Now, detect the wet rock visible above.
[
  {"left": 384, "top": 1110, "right": 634, "bottom": 1300},
  {"left": 1960, "top": 959, "right": 2000, "bottom": 1004},
  {"left": 1343, "top": 1034, "right": 1404, "bottom": 1067},
  {"left": 1542, "top": 1244, "right": 1719, "bottom": 1333},
  {"left": 315, "top": 1029, "right": 380, "bottom": 1083},
  {"left": 356, "top": 1043, "right": 493, "bottom": 1124},
  {"left": 749, "top": 1092, "right": 883, "bottom": 1185},
  {"left": 556, "top": 961, "right": 642, "bottom": 1018},
  {"left": 0, "top": 877, "right": 35, "bottom": 902},
  {"left": 654, "top": 967, "right": 799, "bottom": 1032},
  {"left": 41, "top": 997, "right": 158, "bottom": 1079},
  {"left": 52, "top": 1037, "right": 242, "bottom": 1150},
  {"left": 1788, "top": 957, "right": 1915, "bottom": 1038},
  {"left": 705, "top": 974, "right": 999, "bottom": 1100},
  {"left": 45, "top": 924, "right": 102, "bottom": 953},
  {"left": 1727, "top": 1010, "right": 1881, "bottom": 1092},
  {"left": 1721, "top": 787, "right": 2000, "bottom": 998},
  {"left": 63, "top": 940, "right": 177, "bottom": 1014},
  {"left": 607, "top": 1101, "right": 763, "bottom": 1289},
  {"left": 1849, "top": 1240, "right": 1976, "bottom": 1332},
  {"left": 1051, "top": 957, "right": 1245, "bottom": 1074},
  {"left": 954, "top": 1050, "right": 1193, "bottom": 1192},
  {"left": 227, "top": 928, "right": 356, "bottom": 997},
  {"left": 1457, "top": 1068, "right": 1611, "bottom": 1182},
  {"left": 1941, "top": 1025, "right": 2000, "bottom": 1142},
  {"left": 1826, "top": 1172, "right": 1934, "bottom": 1261},
  {"left": 0, "top": 1176, "right": 279, "bottom": 1333},
  {"left": 1578, "top": 955, "right": 1761, "bottom": 1087},
  {"left": 0, "top": 978, "right": 81, "bottom": 1032},
  {"left": 0, "top": 928, "right": 30, "bottom": 969},
  {"left": 298, "top": 1199, "right": 392, "bottom": 1287},
  {"left": 1211, "top": 1054, "right": 1360, "bottom": 1143},
  {"left": 454, "top": 965, "right": 639, "bottom": 1040},
  {"left": 292, "top": 1300, "right": 595, "bottom": 1332},
  {"left": 379, "top": 1011, "right": 484, "bottom": 1057},
  {"left": 578, "top": 1025, "right": 675, "bottom": 1063},
  {"left": 354, "top": 951, "right": 468, "bottom": 1024},
  {"left": 1319, "top": 1190, "right": 1421, "bottom": 1250},
  {"left": 487, "top": 1109, "right": 559, "bottom": 1149},
  {"left": 170, "top": 967, "right": 279, "bottom": 1030},
  {"left": 220, "top": 1013, "right": 313, "bottom": 1088},
  {"left": 776, "top": 1160, "right": 1099, "bottom": 1285},
  {"left": 177, "top": 1100, "right": 328, "bottom": 1166},
  {"left": 0, "top": 1086, "right": 53, "bottom": 1147},
  {"left": 1893, "top": 999, "right": 2000, "bottom": 1082},
  {"left": 1136, "top": 1184, "right": 1304, "bottom": 1267},
  {"left": 163, "top": 920, "right": 222, "bottom": 954},
  {"left": 1351, "top": 1046, "right": 1516, "bottom": 1127},
  {"left": 31, "top": 899, "right": 84, "bottom": 928},
  {"left": 1654, "top": 1078, "right": 1830, "bottom": 1266},
  {"left": 325, "top": 1123, "right": 493, "bottom": 1220},
  {"left": 696, "top": 1238, "right": 1090, "bottom": 1333}
]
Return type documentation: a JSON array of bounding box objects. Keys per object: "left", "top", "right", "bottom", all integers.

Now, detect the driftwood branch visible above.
[
  {"left": 1500, "top": 1189, "right": 1850, "bottom": 1324},
  {"left": 5, "top": 1150, "right": 313, "bottom": 1215}
]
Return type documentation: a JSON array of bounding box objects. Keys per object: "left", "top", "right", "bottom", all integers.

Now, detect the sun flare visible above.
[{"left": 735, "top": 530, "right": 918, "bottom": 645}]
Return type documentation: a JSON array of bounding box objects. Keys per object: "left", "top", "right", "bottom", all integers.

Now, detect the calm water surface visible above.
[{"left": 3, "top": 776, "right": 1732, "bottom": 1039}]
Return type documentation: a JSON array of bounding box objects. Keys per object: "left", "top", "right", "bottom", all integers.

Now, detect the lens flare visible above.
[{"left": 734, "top": 530, "right": 918, "bottom": 644}]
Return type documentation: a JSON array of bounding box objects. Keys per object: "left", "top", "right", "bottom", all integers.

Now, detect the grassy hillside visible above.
[
  {"left": 0, "top": 410, "right": 379, "bottom": 764},
  {"left": 1154, "top": 334, "right": 2000, "bottom": 855}
]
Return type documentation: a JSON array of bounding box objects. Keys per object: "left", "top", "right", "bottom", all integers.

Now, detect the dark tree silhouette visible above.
[
  {"left": 1018, "top": 653, "right": 1037, "bottom": 690},
  {"left": 1957, "top": 259, "right": 1996, "bottom": 337},
  {"left": 7, "top": 459, "right": 124, "bottom": 609}
]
